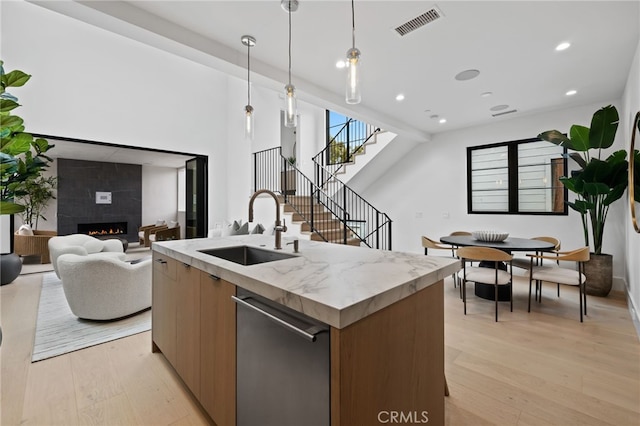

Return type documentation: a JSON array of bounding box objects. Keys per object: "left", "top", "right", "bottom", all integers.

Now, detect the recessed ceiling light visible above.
[
  {"left": 430, "top": 114, "right": 439, "bottom": 119},
  {"left": 566, "top": 89, "right": 577, "bottom": 96},
  {"left": 396, "top": 94, "right": 405, "bottom": 101},
  {"left": 481, "top": 92, "right": 493, "bottom": 98},
  {"left": 490, "top": 104, "right": 509, "bottom": 112},
  {"left": 439, "top": 118, "right": 447, "bottom": 124},
  {"left": 454, "top": 69, "right": 480, "bottom": 81},
  {"left": 555, "top": 42, "right": 571, "bottom": 51},
  {"left": 336, "top": 60, "right": 346, "bottom": 69}
]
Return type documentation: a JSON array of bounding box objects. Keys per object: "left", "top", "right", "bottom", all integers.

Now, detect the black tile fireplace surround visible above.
[{"left": 57, "top": 159, "right": 142, "bottom": 242}]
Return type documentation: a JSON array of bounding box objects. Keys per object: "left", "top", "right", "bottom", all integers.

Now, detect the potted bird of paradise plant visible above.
[{"left": 538, "top": 105, "right": 628, "bottom": 296}]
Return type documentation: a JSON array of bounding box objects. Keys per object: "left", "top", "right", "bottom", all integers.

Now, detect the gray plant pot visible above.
[
  {"left": 1, "top": 252, "right": 22, "bottom": 285},
  {"left": 584, "top": 253, "right": 613, "bottom": 297}
]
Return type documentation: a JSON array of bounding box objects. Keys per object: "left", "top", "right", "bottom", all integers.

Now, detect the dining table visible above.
[{"left": 440, "top": 235, "right": 556, "bottom": 301}]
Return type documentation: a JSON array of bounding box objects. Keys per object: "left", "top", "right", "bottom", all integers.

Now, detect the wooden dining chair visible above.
[
  {"left": 422, "top": 236, "right": 461, "bottom": 294},
  {"left": 527, "top": 247, "right": 590, "bottom": 322},
  {"left": 456, "top": 246, "right": 513, "bottom": 322},
  {"left": 447, "top": 231, "right": 473, "bottom": 280},
  {"left": 512, "top": 236, "right": 561, "bottom": 300}
]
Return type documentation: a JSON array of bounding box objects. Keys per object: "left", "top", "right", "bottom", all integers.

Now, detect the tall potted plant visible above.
[
  {"left": 17, "top": 175, "right": 57, "bottom": 229},
  {"left": 538, "top": 104, "right": 628, "bottom": 296},
  {"left": 1, "top": 60, "right": 54, "bottom": 284}
]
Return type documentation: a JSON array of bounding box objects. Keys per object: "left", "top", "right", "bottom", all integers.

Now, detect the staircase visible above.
[
  {"left": 332, "top": 130, "right": 396, "bottom": 185},
  {"left": 253, "top": 146, "right": 391, "bottom": 249},
  {"left": 282, "top": 195, "right": 361, "bottom": 245}
]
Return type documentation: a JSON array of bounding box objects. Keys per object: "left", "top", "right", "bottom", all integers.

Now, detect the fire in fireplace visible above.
[{"left": 78, "top": 221, "right": 127, "bottom": 237}]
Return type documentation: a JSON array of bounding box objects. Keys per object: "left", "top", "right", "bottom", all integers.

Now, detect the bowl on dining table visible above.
[{"left": 472, "top": 230, "right": 509, "bottom": 242}]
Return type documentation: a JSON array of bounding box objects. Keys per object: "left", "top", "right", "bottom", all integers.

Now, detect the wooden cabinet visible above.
[
  {"left": 330, "top": 282, "right": 444, "bottom": 426},
  {"left": 152, "top": 252, "right": 177, "bottom": 367},
  {"left": 200, "top": 272, "right": 236, "bottom": 426},
  {"left": 176, "top": 262, "right": 201, "bottom": 399},
  {"left": 153, "top": 250, "right": 444, "bottom": 426},
  {"left": 152, "top": 256, "right": 236, "bottom": 424}
]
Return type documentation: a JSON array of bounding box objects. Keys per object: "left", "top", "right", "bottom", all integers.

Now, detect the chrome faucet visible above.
[{"left": 248, "top": 189, "right": 287, "bottom": 249}]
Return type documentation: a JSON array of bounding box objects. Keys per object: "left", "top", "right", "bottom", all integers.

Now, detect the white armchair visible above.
[
  {"left": 48, "top": 234, "right": 125, "bottom": 278},
  {"left": 56, "top": 253, "right": 152, "bottom": 320}
]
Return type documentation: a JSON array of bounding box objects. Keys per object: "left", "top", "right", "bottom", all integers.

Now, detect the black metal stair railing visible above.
[
  {"left": 314, "top": 118, "right": 380, "bottom": 190},
  {"left": 312, "top": 118, "right": 391, "bottom": 250},
  {"left": 252, "top": 147, "right": 392, "bottom": 249}
]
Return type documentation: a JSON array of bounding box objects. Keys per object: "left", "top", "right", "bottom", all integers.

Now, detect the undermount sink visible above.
[{"left": 199, "top": 245, "right": 296, "bottom": 266}]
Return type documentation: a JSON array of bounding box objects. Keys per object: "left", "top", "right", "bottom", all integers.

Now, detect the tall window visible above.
[
  {"left": 467, "top": 138, "right": 568, "bottom": 215},
  {"left": 326, "top": 111, "right": 352, "bottom": 164},
  {"left": 325, "top": 110, "right": 375, "bottom": 165}
]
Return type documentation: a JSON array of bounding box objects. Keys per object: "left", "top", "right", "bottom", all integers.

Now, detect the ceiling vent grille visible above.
[
  {"left": 492, "top": 109, "right": 518, "bottom": 117},
  {"left": 394, "top": 7, "right": 443, "bottom": 36}
]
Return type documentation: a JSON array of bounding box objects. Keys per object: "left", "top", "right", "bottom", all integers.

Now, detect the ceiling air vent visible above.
[
  {"left": 492, "top": 109, "right": 518, "bottom": 117},
  {"left": 394, "top": 6, "right": 443, "bottom": 37}
]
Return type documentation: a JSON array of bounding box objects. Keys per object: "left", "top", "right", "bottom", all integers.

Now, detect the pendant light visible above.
[
  {"left": 283, "top": 0, "right": 297, "bottom": 128},
  {"left": 241, "top": 35, "right": 256, "bottom": 140},
  {"left": 346, "top": 0, "right": 361, "bottom": 104}
]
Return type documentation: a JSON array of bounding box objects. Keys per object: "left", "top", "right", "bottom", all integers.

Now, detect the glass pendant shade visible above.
[
  {"left": 284, "top": 84, "right": 297, "bottom": 128},
  {"left": 241, "top": 34, "right": 256, "bottom": 140},
  {"left": 346, "top": 47, "right": 361, "bottom": 104},
  {"left": 244, "top": 104, "right": 254, "bottom": 140}
]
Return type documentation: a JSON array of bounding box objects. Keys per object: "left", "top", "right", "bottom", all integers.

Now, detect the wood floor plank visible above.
[
  {"left": 77, "top": 392, "right": 139, "bottom": 425},
  {"left": 582, "top": 370, "right": 640, "bottom": 413},
  {"left": 21, "top": 354, "right": 81, "bottom": 425},
  {"left": 443, "top": 278, "right": 640, "bottom": 426},
  {"left": 442, "top": 377, "right": 522, "bottom": 425},
  {"left": 0, "top": 274, "right": 42, "bottom": 426},
  {"left": 2, "top": 272, "right": 639, "bottom": 426},
  {"left": 452, "top": 352, "right": 636, "bottom": 426},
  {"left": 69, "top": 342, "right": 126, "bottom": 411}
]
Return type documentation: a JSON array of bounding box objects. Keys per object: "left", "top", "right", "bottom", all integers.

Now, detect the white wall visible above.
[
  {"left": 1, "top": 0, "right": 227, "bottom": 230},
  {"left": 141, "top": 166, "right": 178, "bottom": 226},
  {"left": 225, "top": 75, "right": 327, "bottom": 224},
  {"left": 1, "top": 1, "right": 328, "bottom": 234},
  {"left": 361, "top": 100, "right": 629, "bottom": 291},
  {"left": 622, "top": 38, "right": 640, "bottom": 326}
]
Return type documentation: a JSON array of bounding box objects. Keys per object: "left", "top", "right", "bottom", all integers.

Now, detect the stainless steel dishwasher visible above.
[{"left": 234, "top": 288, "right": 330, "bottom": 426}]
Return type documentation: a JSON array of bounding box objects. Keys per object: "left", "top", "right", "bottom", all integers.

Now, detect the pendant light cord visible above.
[
  {"left": 247, "top": 42, "right": 251, "bottom": 105},
  {"left": 351, "top": 0, "right": 356, "bottom": 49},
  {"left": 288, "top": 2, "right": 292, "bottom": 85}
]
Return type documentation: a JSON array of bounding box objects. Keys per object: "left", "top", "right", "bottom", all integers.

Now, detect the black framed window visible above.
[{"left": 467, "top": 137, "right": 568, "bottom": 215}]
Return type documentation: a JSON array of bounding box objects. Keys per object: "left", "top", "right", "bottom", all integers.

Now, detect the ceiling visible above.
[
  {"left": 34, "top": 1, "right": 639, "bottom": 142},
  {"left": 43, "top": 137, "right": 196, "bottom": 169}
]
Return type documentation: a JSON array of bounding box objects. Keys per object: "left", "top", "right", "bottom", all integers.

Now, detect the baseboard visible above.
[{"left": 619, "top": 277, "right": 640, "bottom": 340}]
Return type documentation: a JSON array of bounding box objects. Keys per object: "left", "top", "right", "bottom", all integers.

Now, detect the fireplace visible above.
[{"left": 78, "top": 221, "right": 128, "bottom": 237}]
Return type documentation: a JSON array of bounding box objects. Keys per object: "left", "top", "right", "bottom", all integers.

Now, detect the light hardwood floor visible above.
[{"left": 1, "top": 272, "right": 639, "bottom": 425}]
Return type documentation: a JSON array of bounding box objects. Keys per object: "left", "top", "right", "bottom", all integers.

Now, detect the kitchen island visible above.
[{"left": 152, "top": 234, "right": 460, "bottom": 426}]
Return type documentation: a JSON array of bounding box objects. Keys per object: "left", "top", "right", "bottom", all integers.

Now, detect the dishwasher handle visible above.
[{"left": 232, "top": 295, "right": 326, "bottom": 343}]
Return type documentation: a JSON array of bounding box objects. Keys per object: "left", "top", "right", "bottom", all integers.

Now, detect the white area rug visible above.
[{"left": 32, "top": 272, "right": 151, "bottom": 362}]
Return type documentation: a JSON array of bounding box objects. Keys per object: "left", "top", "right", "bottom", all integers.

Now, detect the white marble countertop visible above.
[{"left": 152, "top": 235, "right": 460, "bottom": 329}]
